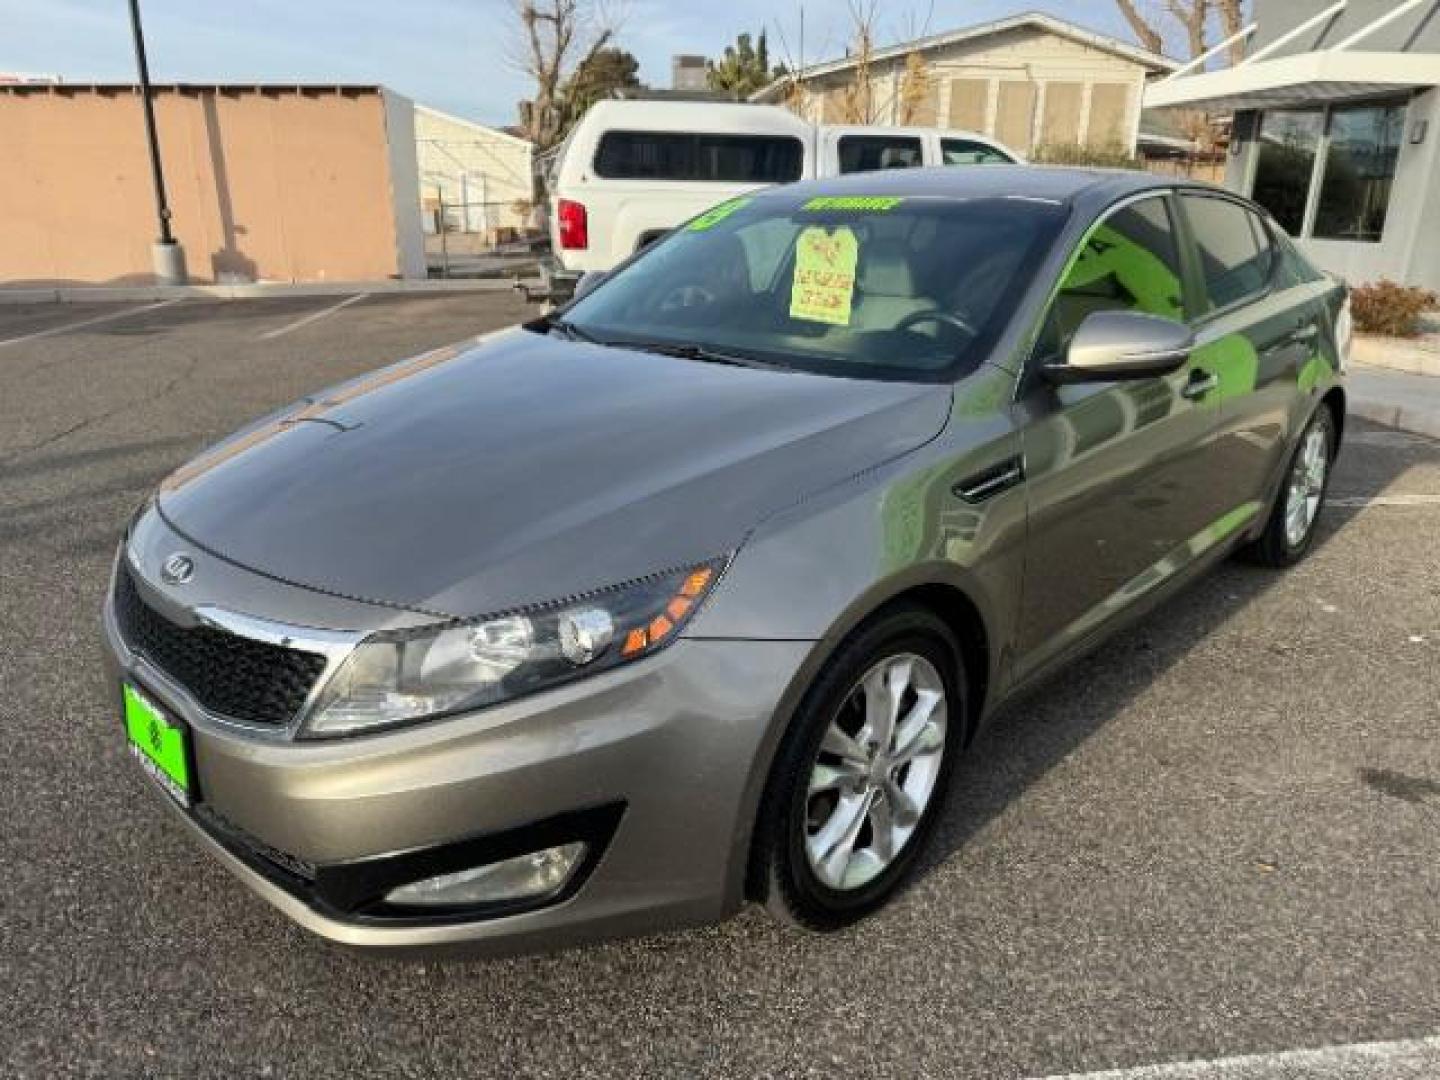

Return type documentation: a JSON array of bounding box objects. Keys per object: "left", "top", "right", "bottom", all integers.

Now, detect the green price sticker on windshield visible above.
[
  {"left": 687, "top": 197, "right": 752, "bottom": 232},
  {"left": 801, "top": 196, "right": 903, "bottom": 213},
  {"left": 790, "top": 225, "right": 859, "bottom": 326}
]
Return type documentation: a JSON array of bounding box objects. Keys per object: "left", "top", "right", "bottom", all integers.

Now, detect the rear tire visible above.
[
  {"left": 754, "top": 606, "right": 965, "bottom": 931},
  {"left": 1243, "top": 405, "right": 1335, "bottom": 568}
]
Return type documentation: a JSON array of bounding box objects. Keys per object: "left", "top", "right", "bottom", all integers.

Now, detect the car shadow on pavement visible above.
[{"left": 908, "top": 419, "right": 1440, "bottom": 890}]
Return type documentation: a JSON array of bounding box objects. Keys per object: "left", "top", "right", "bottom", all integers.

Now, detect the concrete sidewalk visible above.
[{"left": 1349, "top": 364, "right": 1440, "bottom": 440}]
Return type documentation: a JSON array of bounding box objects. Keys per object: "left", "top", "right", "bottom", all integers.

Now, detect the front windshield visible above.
[{"left": 562, "top": 192, "right": 1067, "bottom": 381}]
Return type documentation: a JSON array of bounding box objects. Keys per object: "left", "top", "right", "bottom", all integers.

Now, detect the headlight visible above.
[{"left": 302, "top": 560, "right": 724, "bottom": 738}]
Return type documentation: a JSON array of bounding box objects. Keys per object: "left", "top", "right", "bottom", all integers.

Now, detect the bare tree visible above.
[
  {"left": 509, "top": 0, "right": 622, "bottom": 150},
  {"left": 1214, "top": 0, "right": 1249, "bottom": 63},
  {"left": 1114, "top": 0, "right": 1165, "bottom": 54},
  {"left": 836, "top": 0, "right": 881, "bottom": 124},
  {"left": 1113, "top": 0, "right": 1251, "bottom": 64},
  {"left": 895, "top": 49, "right": 932, "bottom": 125},
  {"left": 837, "top": 0, "right": 941, "bottom": 124},
  {"left": 767, "top": 0, "right": 936, "bottom": 123}
]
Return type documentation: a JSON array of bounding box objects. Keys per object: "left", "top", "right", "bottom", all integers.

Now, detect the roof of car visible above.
[{"left": 761, "top": 165, "right": 1176, "bottom": 207}]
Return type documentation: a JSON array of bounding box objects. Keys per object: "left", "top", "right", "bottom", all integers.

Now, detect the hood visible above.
[{"left": 158, "top": 329, "right": 951, "bottom": 619}]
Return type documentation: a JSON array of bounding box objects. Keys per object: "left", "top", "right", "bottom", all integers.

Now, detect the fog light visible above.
[{"left": 383, "top": 842, "right": 586, "bottom": 907}]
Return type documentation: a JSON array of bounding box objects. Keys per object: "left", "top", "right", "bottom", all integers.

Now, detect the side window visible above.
[
  {"left": 594, "top": 132, "right": 803, "bottom": 182},
  {"left": 837, "top": 135, "right": 924, "bottom": 174},
  {"left": 1183, "top": 195, "right": 1275, "bottom": 311},
  {"left": 1037, "top": 196, "right": 1186, "bottom": 363},
  {"left": 940, "top": 138, "right": 1013, "bottom": 165}
]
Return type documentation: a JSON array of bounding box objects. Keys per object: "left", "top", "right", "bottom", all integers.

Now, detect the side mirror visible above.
[
  {"left": 1043, "top": 310, "right": 1194, "bottom": 385},
  {"left": 572, "top": 270, "right": 610, "bottom": 301}
]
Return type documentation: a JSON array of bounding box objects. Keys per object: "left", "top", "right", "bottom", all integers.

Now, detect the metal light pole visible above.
[{"left": 128, "top": 0, "right": 186, "bottom": 284}]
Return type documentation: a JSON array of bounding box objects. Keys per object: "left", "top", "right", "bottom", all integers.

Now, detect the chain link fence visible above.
[{"left": 422, "top": 196, "right": 545, "bottom": 279}]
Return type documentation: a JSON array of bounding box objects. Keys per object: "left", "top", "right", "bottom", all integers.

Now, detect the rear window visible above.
[
  {"left": 837, "top": 135, "right": 923, "bottom": 174},
  {"left": 1183, "top": 195, "right": 1275, "bottom": 311},
  {"left": 593, "top": 131, "right": 804, "bottom": 183}
]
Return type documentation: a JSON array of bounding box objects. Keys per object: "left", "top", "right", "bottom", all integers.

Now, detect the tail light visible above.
[{"left": 557, "top": 199, "right": 588, "bottom": 250}]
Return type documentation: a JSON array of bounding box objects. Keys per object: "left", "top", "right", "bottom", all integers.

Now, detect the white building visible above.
[
  {"left": 414, "top": 105, "right": 535, "bottom": 240},
  {"left": 1147, "top": 0, "right": 1440, "bottom": 290},
  {"left": 752, "top": 13, "right": 1178, "bottom": 155}
]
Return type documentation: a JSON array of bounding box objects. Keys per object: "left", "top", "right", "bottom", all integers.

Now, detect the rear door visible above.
[
  {"left": 1012, "top": 192, "right": 1233, "bottom": 681},
  {"left": 1176, "top": 193, "right": 1341, "bottom": 514}
]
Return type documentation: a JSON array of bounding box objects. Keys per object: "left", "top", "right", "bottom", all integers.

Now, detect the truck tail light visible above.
[{"left": 557, "top": 199, "right": 588, "bottom": 250}]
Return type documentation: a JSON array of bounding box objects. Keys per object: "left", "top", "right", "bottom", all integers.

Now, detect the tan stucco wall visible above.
[{"left": 0, "top": 86, "right": 421, "bottom": 285}]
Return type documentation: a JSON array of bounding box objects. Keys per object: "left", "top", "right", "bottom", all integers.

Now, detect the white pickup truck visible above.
[{"left": 546, "top": 100, "right": 1017, "bottom": 280}]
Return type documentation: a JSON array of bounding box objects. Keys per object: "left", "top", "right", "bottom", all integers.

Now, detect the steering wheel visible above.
[{"left": 894, "top": 309, "right": 979, "bottom": 339}]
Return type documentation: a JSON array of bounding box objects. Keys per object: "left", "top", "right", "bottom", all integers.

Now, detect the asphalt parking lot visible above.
[{"left": 1, "top": 292, "right": 1438, "bottom": 1079}]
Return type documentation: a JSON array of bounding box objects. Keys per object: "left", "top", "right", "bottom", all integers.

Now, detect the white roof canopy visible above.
[{"left": 1146, "top": 49, "right": 1440, "bottom": 110}]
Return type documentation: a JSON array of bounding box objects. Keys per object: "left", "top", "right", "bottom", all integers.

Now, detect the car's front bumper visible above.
[{"left": 102, "top": 585, "right": 809, "bottom": 956}]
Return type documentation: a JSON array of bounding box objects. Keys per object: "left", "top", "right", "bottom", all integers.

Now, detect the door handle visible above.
[
  {"left": 1291, "top": 323, "right": 1319, "bottom": 343},
  {"left": 953, "top": 457, "right": 1025, "bottom": 503},
  {"left": 1181, "top": 369, "right": 1219, "bottom": 400}
]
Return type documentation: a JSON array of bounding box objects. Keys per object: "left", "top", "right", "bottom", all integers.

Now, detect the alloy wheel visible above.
[
  {"left": 803, "top": 653, "right": 948, "bottom": 892},
  {"left": 1285, "top": 424, "right": 1329, "bottom": 548}
]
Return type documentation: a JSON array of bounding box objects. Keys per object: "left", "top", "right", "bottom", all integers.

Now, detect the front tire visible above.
[
  {"left": 754, "top": 606, "right": 965, "bottom": 931},
  {"left": 1244, "top": 405, "right": 1336, "bottom": 568}
]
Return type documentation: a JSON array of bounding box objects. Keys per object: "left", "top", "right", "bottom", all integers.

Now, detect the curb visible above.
[
  {"left": 1352, "top": 335, "right": 1440, "bottom": 378},
  {"left": 0, "top": 278, "right": 541, "bottom": 304},
  {"left": 1349, "top": 399, "right": 1440, "bottom": 440}
]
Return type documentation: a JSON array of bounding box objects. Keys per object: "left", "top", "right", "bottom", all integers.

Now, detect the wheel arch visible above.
[
  {"left": 1321, "top": 385, "right": 1346, "bottom": 457},
  {"left": 733, "top": 574, "right": 995, "bottom": 905}
]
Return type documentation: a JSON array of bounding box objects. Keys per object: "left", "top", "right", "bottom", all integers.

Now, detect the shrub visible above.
[
  {"left": 1349, "top": 279, "right": 1439, "bottom": 338},
  {"left": 1030, "top": 140, "right": 1143, "bottom": 170}
]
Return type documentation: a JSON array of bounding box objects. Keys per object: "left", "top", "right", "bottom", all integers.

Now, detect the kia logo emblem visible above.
[{"left": 161, "top": 553, "right": 196, "bottom": 585}]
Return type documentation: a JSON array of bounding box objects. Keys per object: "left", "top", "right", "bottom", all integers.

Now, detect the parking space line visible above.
[
  {"left": 257, "top": 293, "right": 369, "bottom": 340},
  {"left": 0, "top": 299, "right": 182, "bottom": 350},
  {"left": 1032, "top": 1034, "right": 1440, "bottom": 1079},
  {"left": 1330, "top": 493, "right": 1440, "bottom": 507}
]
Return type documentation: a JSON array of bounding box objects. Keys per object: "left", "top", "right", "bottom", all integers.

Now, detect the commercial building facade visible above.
[
  {"left": 0, "top": 83, "right": 425, "bottom": 286},
  {"left": 1147, "top": 0, "right": 1440, "bottom": 290}
]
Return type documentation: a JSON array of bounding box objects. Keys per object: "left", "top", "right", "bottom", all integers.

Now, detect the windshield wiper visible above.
[
  {"left": 525, "top": 311, "right": 607, "bottom": 345},
  {"left": 548, "top": 316, "right": 604, "bottom": 344},
  {"left": 623, "top": 340, "right": 776, "bottom": 370}
]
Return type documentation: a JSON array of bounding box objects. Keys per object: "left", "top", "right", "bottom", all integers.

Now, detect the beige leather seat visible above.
[{"left": 852, "top": 239, "right": 933, "bottom": 332}]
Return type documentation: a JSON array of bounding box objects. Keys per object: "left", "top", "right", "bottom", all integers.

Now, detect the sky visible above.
[{"left": 1, "top": 0, "right": 1154, "bottom": 128}]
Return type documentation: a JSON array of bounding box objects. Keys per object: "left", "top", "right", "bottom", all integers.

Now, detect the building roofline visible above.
[
  {"left": 0, "top": 81, "right": 389, "bottom": 96},
  {"left": 413, "top": 103, "right": 534, "bottom": 147},
  {"left": 752, "top": 11, "right": 1180, "bottom": 101}
]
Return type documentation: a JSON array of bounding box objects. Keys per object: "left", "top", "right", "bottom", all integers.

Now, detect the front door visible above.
[{"left": 1012, "top": 192, "right": 1237, "bottom": 682}]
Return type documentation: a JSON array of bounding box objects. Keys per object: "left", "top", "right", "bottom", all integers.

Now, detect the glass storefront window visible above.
[
  {"left": 1312, "top": 103, "right": 1407, "bottom": 243},
  {"left": 1248, "top": 98, "right": 1409, "bottom": 245},
  {"left": 1251, "top": 110, "right": 1322, "bottom": 236}
]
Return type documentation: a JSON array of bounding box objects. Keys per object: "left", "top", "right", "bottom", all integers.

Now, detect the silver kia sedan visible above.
[{"left": 104, "top": 167, "right": 1348, "bottom": 955}]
